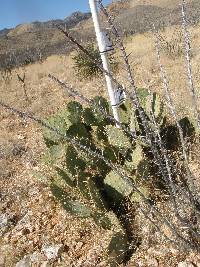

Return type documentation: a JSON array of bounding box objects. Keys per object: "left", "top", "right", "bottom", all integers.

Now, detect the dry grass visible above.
[
  {"left": 121, "top": 23, "right": 200, "bottom": 118},
  {"left": 1, "top": 19, "right": 200, "bottom": 266},
  {"left": 129, "top": 0, "right": 189, "bottom": 8}
]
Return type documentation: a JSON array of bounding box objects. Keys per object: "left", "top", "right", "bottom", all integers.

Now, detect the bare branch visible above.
[
  {"left": 153, "top": 26, "right": 200, "bottom": 217},
  {"left": 181, "top": 0, "right": 200, "bottom": 129},
  {"left": 0, "top": 100, "right": 198, "bottom": 251}
]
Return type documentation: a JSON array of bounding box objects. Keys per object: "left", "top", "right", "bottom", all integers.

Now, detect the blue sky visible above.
[{"left": 0, "top": 0, "right": 112, "bottom": 30}]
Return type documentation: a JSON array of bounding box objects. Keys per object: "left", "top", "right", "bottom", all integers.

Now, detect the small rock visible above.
[
  {"left": 178, "top": 261, "right": 195, "bottom": 267},
  {"left": 30, "top": 251, "right": 44, "bottom": 263},
  {"left": 0, "top": 214, "right": 9, "bottom": 236},
  {"left": 147, "top": 247, "right": 169, "bottom": 256},
  {"left": 0, "top": 255, "right": 5, "bottom": 266},
  {"left": 75, "top": 241, "right": 83, "bottom": 251},
  {"left": 16, "top": 256, "right": 31, "bottom": 267},
  {"left": 42, "top": 244, "right": 63, "bottom": 260},
  {"left": 22, "top": 228, "right": 31, "bottom": 235},
  {"left": 147, "top": 258, "right": 159, "bottom": 267},
  {"left": 0, "top": 214, "right": 8, "bottom": 227},
  {"left": 40, "top": 261, "right": 50, "bottom": 267}
]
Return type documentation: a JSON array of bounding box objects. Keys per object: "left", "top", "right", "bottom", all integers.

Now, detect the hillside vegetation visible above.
[
  {"left": 0, "top": 0, "right": 200, "bottom": 70},
  {"left": 0, "top": 0, "right": 200, "bottom": 266}
]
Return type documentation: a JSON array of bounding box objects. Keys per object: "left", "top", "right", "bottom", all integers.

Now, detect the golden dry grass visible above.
[
  {"left": 121, "top": 23, "right": 200, "bottom": 119},
  {"left": 129, "top": 0, "right": 190, "bottom": 8},
  {"left": 1, "top": 19, "right": 200, "bottom": 266}
]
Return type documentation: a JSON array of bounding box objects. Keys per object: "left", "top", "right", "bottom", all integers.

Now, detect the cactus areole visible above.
[{"left": 89, "top": 0, "right": 120, "bottom": 125}]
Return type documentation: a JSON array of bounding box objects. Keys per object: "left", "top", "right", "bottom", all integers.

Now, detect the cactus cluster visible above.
[{"left": 42, "top": 88, "right": 195, "bottom": 266}]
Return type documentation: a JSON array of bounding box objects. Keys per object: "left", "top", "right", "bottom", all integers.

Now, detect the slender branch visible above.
[
  {"left": 56, "top": 25, "right": 122, "bottom": 90},
  {"left": 181, "top": 0, "right": 200, "bottom": 129},
  {"left": 153, "top": 26, "right": 200, "bottom": 217},
  {"left": 48, "top": 74, "right": 141, "bottom": 143},
  {"left": 0, "top": 100, "right": 197, "bottom": 251},
  {"left": 98, "top": 0, "right": 200, "bottom": 236},
  {"left": 98, "top": 0, "right": 189, "bottom": 209}
]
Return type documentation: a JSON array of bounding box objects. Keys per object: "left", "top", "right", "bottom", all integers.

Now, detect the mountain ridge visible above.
[{"left": 0, "top": 0, "right": 199, "bottom": 70}]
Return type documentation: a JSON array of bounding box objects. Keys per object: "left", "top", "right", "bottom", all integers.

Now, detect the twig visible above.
[
  {"left": 153, "top": 26, "right": 200, "bottom": 217},
  {"left": 0, "top": 100, "right": 197, "bottom": 251},
  {"left": 48, "top": 74, "right": 143, "bottom": 143},
  {"left": 181, "top": 0, "right": 200, "bottom": 129},
  {"left": 99, "top": 0, "right": 200, "bottom": 239}
]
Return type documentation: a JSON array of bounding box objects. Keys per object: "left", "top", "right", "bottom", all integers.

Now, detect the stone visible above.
[
  {"left": 40, "top": 261, "right": 50, "bottom": 267},
  {"left": 75, "top": 242, "right": 83, "bottom": 251},
  {"left": 16, "top": 256, "right": 31, "bottom": 267},
  {"left": 0, "top": 214, "right": 9, "bottom": 236},
  {"left": 42, "top": 244, "right": 63, "bottom": 260},
  {"left": 178, "top": 261, "right": 195, "bottom": 267},
  {"left": 29, "top": 251, "right": 44, "bottom": 263},
  {"left": 0, "top": 255, "right": 5, "bottom": 266},
  {"left": 147, "top": 258, "right": 159, "bottom": 267}
]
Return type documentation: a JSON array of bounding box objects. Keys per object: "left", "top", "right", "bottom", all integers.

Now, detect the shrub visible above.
[
  {"left": 72, "top": 43, "right": 118, "bottom": 79},
  {"left": 158, "top": 28, "right": 184, "bottom": 58},
  {"left": 42, "top": 88, "right": 196, "bottom": 265}
]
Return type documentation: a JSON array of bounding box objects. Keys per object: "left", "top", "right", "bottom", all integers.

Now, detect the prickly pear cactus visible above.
[
  {"left": 104, "top": 170, "right": 133, "bottom": 201},
  {"left": 66, "top": 101, "right": 83, "bottom": 123},
  {"left": 106, "top": 125, "right": 132, "bottom": 149},
  {"left": 124, "top": 143, "right": 143, "bottom": 172},
  {"left": 107, "top": 231, "right": 129, "bottom": 267},
  {"left": 43, "top": 114, "right": 71, "bottom": 144},
  {"left": 118, "top": 88, "right": 166, "bottom": 134},
  {"left": 40, "top": 88, "right": 197, "bottom": 267}
]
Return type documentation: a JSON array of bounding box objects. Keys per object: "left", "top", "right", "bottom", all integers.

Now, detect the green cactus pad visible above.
[
  {"left": 151, "top": 92, "right": 164, "bottom": 123},
  {"left": 92, "top": 212, "right": 112, "bottom": 230},
  {"left": 55, "top": 167, "right": 76, "bottom": 188},
  {"left": 107, "top": 231, "right": 129, "bottom": 266},
  {"left": 92, "top": 96, "right": 110, "bottom": 124},
  {"left": 118, "top": 102, "right": 131, "bottom": 125},
  {"left": 66, "top": 101, "right": 83, "bottom": 123},
  {"left": 125, "top": 143, "right": 143, "bottom": 172},
  {"left": 65, "top": 145, "right": 86, "bottom": 176},
  {"left": 103, "top": 146, "right": 120, "bottom": 163},
  {"left": 136, "top": 159, "right": 150, "bottom": 180},
  {"left": 51, "top": 184, "right": 92, "bottom": 217},
  {"left": 83, "top": 107, "right": 98, "bottom": 125},
  {"left": 130, "top": 185, "right": 150, "bottom": 203},
  {"left": 88, "top": 179, "right": 106, "bottom": 210},
  {"left": 48, "top": 144, "right": 66, "bottom": 165},
  {"left": 67, "top": 123, "right": 92, "bottom": 147},
  {"left": 77, "top": 173, "right": 93, "bottom": 200},
  {"left": 106, "top": 125, "right": 132, "bottom": 149},
  {"left": 104, "top": 171, "right": 132, "bottom": 199},
  {"left": 136, "top": 88, "right": 150, "bottom": 108},
  {"left": 43, "top": 115, "right": 71, "bottom": 143}
]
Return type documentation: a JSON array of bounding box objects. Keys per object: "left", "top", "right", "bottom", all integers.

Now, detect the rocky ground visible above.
[
  {"left": 0, "top": 79, "right": 200, "bottom": 267},
  {"left": 1, "top": 4, "right": 200, "bottom": 264}
]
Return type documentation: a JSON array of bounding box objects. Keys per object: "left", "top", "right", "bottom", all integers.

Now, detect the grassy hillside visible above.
[
  {"left": 0, "top": 0, "right": 200, "bottom": 70},
  {"left": 0, "top": 1, "right": 200, "bottom": 266}
]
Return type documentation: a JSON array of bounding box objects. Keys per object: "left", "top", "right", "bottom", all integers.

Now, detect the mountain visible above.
[
  {"left": 0, "top": 0, "right": 199, "bottom": 70},
  {"left": 0, "top": 28, "right": 10, "bottom": 37}
]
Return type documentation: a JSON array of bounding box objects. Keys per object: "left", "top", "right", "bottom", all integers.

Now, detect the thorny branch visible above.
[
  {"left": 0, "top": 100, "right": 199, "bottom": 251},
  {"left": 98, "top": 0, "right": 200, "bottom": 236},
  {"left": 101, "top": 0, "right": 200, "bottom": 223},
  {"left": 153, "top": 26, "right": 200, "bottom": 216},
  {"left": 181, "top": 0, "right": 200, "bottom": 129}
]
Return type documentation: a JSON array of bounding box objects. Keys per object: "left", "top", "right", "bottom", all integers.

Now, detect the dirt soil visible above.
[{"left": 1, "top": 14, "right": 200, "bottom": 267}]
